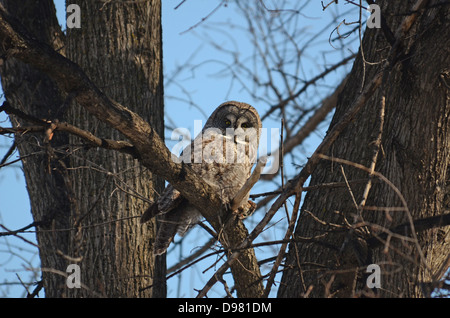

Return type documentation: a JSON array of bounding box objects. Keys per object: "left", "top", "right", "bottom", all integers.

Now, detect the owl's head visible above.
[{"left": 204, "top": 101, "right": 262, "bottom": 144}]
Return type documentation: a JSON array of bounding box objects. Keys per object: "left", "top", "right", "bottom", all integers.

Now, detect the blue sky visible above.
[{"left": 0, "top": 0, "right": 364, "bottom": 297}]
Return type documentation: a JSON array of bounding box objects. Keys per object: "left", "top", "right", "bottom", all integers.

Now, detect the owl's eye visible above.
[
  {"left": 225, "top": 120, "right": 232, "bottom": 127},
  {"left": 241, "top": 123, "right": 251, "bottom": 129}
]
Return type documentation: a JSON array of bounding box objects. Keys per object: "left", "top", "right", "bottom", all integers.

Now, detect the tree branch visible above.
[
  {"left": 367, "top": 212, "right": 450, "bottom": 249},
  {"left": 1, "top": 102, "right": 138, "bottom": 157}
]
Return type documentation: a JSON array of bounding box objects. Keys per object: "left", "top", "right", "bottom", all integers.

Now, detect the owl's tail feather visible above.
[
  {"left": 140, "top": 203, "right": 159, "bottom": 224},
  {"left": 154, "top": 237, "right": 172, "bottom": 256},
  {"left": 153, "top": 210, "right": 180, "bottom": 255}
]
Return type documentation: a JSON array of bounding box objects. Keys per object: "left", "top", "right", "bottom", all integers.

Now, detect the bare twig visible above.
[
  {"left": 174, "top": 0, "right": 188, "bottom": 10},
  {"left": 263, "top": 192, "right": 302, "bottom": 297},
  {"left": 366, "top": 212, "right": 450, "bottom": 250},
  {"left": 0, "top": 224, "right": 39, "bottom": 247},
  {"left": 258, "top": 0, "right": 300, "bottom": 14},
  {"left": 230, "top": 157, "right": 267, "bottom": 211},
  {"left": 0, "top": 140, "right": 16, "bottom": 165},
  {"left": 179, "top": 0, "right": 227, "bottom": 35},
  {"left": 340, "top": 164, "right": 359, "bottom": 210},
  {"left": 358, "top": 91, "right": 386, "bottom": 212},
  {"left": 167, "top": 237, "right": 216, "bottom": 274}
]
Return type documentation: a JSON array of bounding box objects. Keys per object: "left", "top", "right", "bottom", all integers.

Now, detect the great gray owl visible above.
[{"left": 141, "top": 101, "right": 262, "bottom": 255}]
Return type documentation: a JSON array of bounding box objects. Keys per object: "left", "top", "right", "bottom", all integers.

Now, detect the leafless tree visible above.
[{"left": 0, "top": 0, "right": 449, "bottom": 298}]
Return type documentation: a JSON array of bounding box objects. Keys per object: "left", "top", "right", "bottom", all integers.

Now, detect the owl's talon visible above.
[{"left": 224, "top": 202, "right": 232, "bottom": 213}]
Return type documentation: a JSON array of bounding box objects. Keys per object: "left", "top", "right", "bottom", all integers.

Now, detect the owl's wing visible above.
[
  {"left": 140, "top": 132, "right": 201, "bottom": 225},
  {"left": 140, "top": 184, "right": 184, "bottom": 224}
]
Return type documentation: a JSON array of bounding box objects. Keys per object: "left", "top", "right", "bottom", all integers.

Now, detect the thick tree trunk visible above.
[
  {"left": 279, "top": 1, "right": 450, "bottom": 297},
  {"left": 64, "top": 0, "right": 165, "bottom": 297},
  {"left": 0, "top": 0, "right": 165, "bottom": 297}
]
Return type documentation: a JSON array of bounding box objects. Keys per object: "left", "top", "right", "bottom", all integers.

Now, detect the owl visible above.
[{"left": 141, "top": 101, "right": 262, "bottom": 255}]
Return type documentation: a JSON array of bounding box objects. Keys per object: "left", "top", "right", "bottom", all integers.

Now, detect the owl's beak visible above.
[
  {"left": 234, "top": 136, "right": 248, "bottom": 145},
  {"left": 222, "top": 134, "right": 248, "bottom": 145}
]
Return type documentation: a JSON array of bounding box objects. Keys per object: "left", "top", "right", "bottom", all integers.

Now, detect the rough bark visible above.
[
  {"left": 63, "top": 0, "right": 166, "bottom": 298},
  {"left": 278, "top": 0, "right": 450, "bottom": 297}
]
